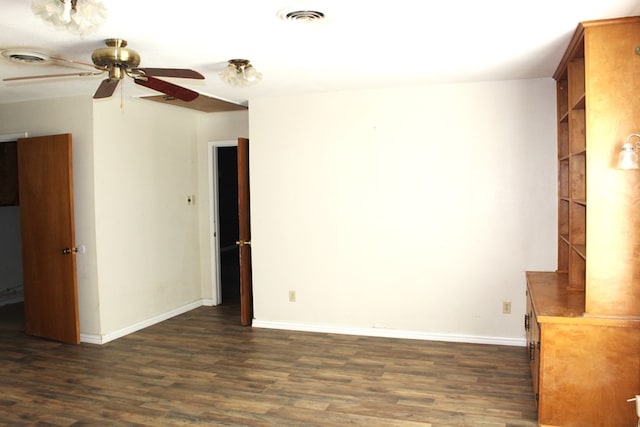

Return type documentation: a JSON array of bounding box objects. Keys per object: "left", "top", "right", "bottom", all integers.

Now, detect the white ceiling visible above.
[{"left": 2, "top": 0, "right": 640, "bottom": 106}]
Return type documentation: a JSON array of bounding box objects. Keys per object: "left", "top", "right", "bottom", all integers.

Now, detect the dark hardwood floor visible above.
[
  {"left": 0, "top": 304, "right": 538, "bottom": 426},
  {"left": 0, "top": 302, "right": 23, "bottom": 331}
]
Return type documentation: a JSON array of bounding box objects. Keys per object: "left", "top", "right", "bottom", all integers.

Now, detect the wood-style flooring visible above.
[
  {"left": 0, "top": 302, "right": 23, "bottom": 331},
  {"left": 0, "top": 304, "right": 538, "bottom": 426}
]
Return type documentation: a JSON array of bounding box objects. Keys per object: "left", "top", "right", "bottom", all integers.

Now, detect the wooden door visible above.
[
  {"left": 237, "top": 137, "right": 253, "bottom": 326},
  {"left": 17, "top": 134, "right": 80, "bottom": 344}
]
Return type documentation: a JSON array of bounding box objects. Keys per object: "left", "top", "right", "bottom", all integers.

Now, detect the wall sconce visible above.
[{"left": 616, "top": 134, "right": 640, "bottom": 170}]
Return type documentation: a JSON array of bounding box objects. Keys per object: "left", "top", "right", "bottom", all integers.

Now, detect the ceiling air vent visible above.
[
  {"left": 278, "top": 9, "right": 325, "bottom": 22},
  {"left": 1, "top": 49, "right": 50, "bottom": 64}
]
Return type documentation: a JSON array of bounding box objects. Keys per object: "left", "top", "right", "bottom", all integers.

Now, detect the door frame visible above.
[
  {"left": 0, "top": 132, "right": 28, "bottom": 142},
  {"left": 207, "top": 139, "right": 237, "bottom": 305}
]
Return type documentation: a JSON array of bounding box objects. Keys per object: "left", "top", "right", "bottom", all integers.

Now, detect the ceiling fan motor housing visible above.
[{"left": 91, "top": 38, "right": 140, "bottom": 77}]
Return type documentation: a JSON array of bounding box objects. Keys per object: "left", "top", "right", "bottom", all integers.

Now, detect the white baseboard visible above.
[
  {"left": 80, "top": 300, "right": 205, "bottom": 345},
  {"left": 252, "top": 320, "right": 526, "bottom": 347},
  {"left": 0, "top": 295, "right": 24, "bottom": 307},
  {"left": 78, "top": 302, "right": 526, "bottom": 347}
]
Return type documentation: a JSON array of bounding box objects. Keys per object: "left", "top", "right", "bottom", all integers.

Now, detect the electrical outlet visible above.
[
  {"left": 288, "top": 290, "right": 296, "bottom": 302},
  {"left": 502, "top": 301, "right": 512, "bottom": 314}
]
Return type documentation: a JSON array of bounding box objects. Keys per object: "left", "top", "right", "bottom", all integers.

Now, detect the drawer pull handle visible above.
[{"left": 529, "top": 342, "right": 536, "bottom": 361}]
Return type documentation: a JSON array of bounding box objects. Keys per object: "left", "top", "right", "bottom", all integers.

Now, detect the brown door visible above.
[
  {"left": 17, "top": 134, "right": 80, "bottom": 344},
  {"left": 237, "top": 137, "right": 253, "bottom": 326}
]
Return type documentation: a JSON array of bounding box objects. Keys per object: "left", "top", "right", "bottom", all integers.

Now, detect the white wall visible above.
[
  {"left": 0, "top": 96, "right": 100, "bottom": 334},
  {"left": 0, "top": 95, "right": 248, "bottom": 341},
  {"left": 0, "top": 80, "right": 555, "bottom": 345},
  {"left": 196, "top": 111, "right": 249, "bottom": 302},
  {"left": 248, "top": 78, "right": 557, "bottom": 343},
  {"left": 92, "top": 97, "right": 205, "bottom": 336}
]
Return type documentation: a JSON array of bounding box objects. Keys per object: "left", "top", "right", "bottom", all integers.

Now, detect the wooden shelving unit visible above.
[{"left": 526, "top": 16, "right": 640, "bottom": 427}]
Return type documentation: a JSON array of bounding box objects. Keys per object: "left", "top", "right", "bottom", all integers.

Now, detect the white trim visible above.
[
  {"left": 207, "top": 140, "right": 237, "bottom": 306},
  {"left": 0, "top": 132, "right": 28, "bottom": 142},
  {"left": 80, "top": 300, "right": 204, "bottom": 345},
  {"left": 0, "top": 295, "right": 24, "bottom": 307},
  {"left": 252, "top": 320, "right": 526, "bottom": 347}
]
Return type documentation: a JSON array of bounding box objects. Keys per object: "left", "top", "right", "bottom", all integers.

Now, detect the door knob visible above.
[
  {"left": 235, "top": 240, "right": 251, "bottom": 247},
  {"left": 62, "top": 247, "right": 78, "bottom": 255}
]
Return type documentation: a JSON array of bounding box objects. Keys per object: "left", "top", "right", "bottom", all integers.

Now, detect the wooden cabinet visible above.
[
  {"left": 526, "top": 273, "right": 640, "bottom": 427},
  {"left": 525, "top": 291, "right": 540, "bottom": 403},
  {"left": 527, "top": 16, "right": 640, "bottom": 427}
]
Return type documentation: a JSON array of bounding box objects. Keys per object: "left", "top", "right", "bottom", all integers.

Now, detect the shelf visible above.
[
  {"left": 569, "top": 153, "right": 586, "bottom": 201},
  {"left": 572, "top": 94, "right": 586, "bottom": 110},
  {"left": 558, "top": 57, "right": 585, "bottom": 290},
  {"left": 569, "top": 110, "right": 586, "bottom": 153},
  {"left": 568, "top": 57, "right": 585, "bottom": 109},
  {"left": 526, "top": 272, "right": 584, "bottom": 319},
  {"left": 557, "top": 77, "right": 568, "bottom": 120},
  {"left": 526, "top": 272, "right": 640, "bottom": 326},
  {"left": 559, "top": 159, "right": 569, "bottom": 198},
  {"left": 569, "top": 202, "right": 586, "bottom": 246},
  {"left": 573, "top": 244, "right": 586, "bottom": 259},
  {"left": 559, "top": 111, "right": 569, "bottom": 123},
  {"left": 568, "top": 249, "right": 586, "bottom": 290},
  {"left": 559, "top": 199, "right": 569, "bottom": 236},
  {"left": 558, "top": 238, "right": 569, "bottom": 273},
  {"left": 558, "top": 122, "right": 569, "bottom": 158}
]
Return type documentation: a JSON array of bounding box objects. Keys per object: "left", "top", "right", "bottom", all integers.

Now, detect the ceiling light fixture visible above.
[
  {"left": 219, "top": 59, "right": 262, "bottom": 88},
  {"left": 31, "top": 0, "right": 107, "bottom": 36}
]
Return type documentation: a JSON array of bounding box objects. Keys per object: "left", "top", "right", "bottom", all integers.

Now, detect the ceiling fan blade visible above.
[
  {"left": 132, "top": 68, "right": 204, "bottom": 79},
  {"left": 50, "top": 56, "right": 103, "bottom": 71},
  {"left": 3, "top": 71, "right": 102, "bottom": 82},
  {"left": 134, "top": 75, "right": 199, "bottom": 102},
  {"left": 93, "top": 79, "right": 120, "bottom": 99}
]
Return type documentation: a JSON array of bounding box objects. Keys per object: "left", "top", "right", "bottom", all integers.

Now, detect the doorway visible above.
[
  {"left": 216, "top": 145, "right": 240, "bottom": 304},
  {"left": 1, "top": 133, "right": 79, "bottom": 343},
  {"left": 0, "top": 133, "right": 26, "bottom": 332},
  {"left": 210, "top": 140, "right": 242, "bottom": 306}
]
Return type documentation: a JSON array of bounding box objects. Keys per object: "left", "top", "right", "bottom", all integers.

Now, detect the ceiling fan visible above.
[{"left": 2, "top": 38, "right": 204, "bottom": 101}]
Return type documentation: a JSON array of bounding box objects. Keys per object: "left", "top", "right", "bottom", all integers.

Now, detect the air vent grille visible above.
[
  {"left": 1, "top": 49, "right": 50, "bottom": 64},
  {"left": 279, "top": 9, "right": 325, "bottom": 22}
]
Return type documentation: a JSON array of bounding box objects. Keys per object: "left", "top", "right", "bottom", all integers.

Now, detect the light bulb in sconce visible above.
[{"left": 616, "top": 134, "right": 640, "bottom": 170}]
